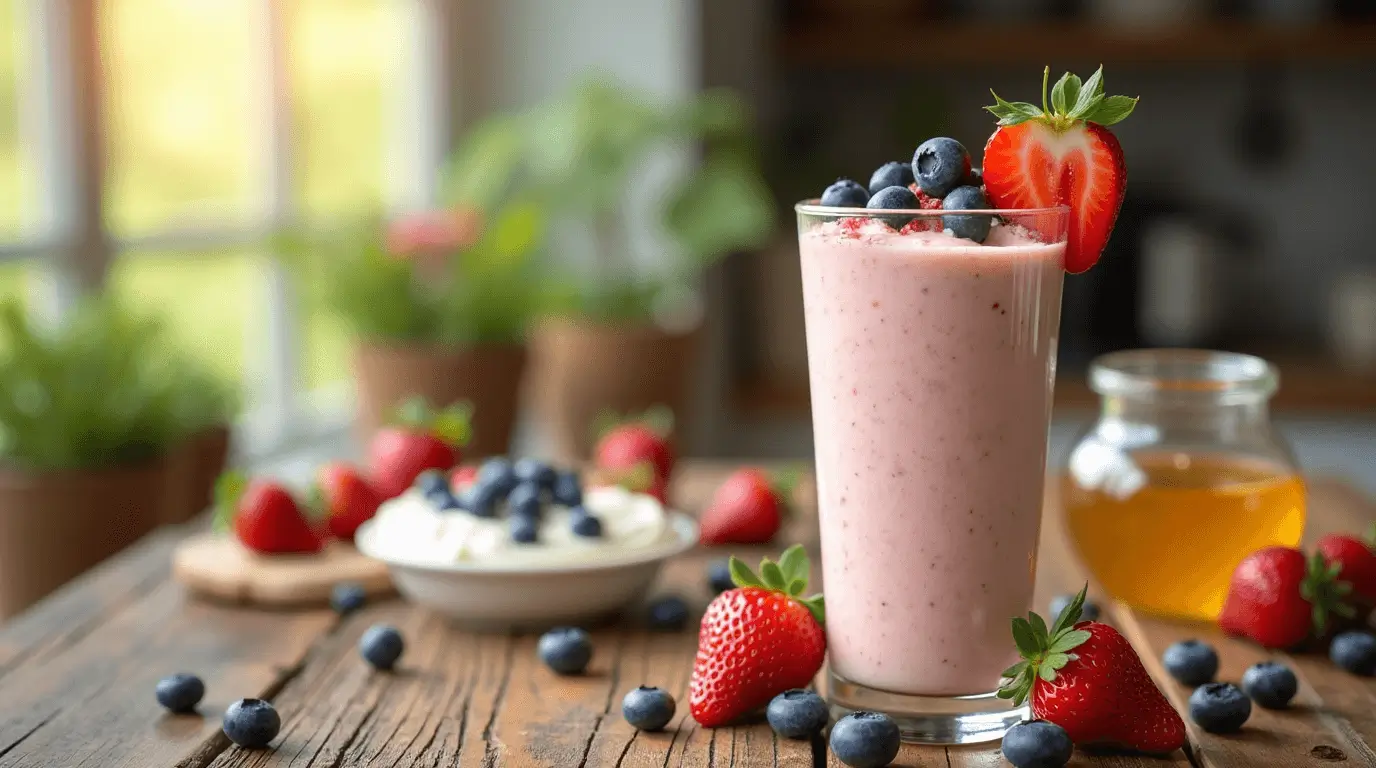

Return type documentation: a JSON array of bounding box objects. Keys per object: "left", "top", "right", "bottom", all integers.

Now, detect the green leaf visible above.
[
  {"left": 1029, "top": 611, "right": 1050, "bottom": 647},
  {"left": 1011, "top": 618, "right": 1039, "bottom": 658},
  {"left": 1038, "top": 664, "right": 1058, "bottom": 683},
  {"left": 760, "top": 561, "right": 786, "bottom": 591},
  {"left": 1367, "top": 522, "right": 1376, "bottom": 547},
  {"left": 1072, "top": 66, "right": 1105, "bottom": 115},
  {"left": 787, "top": 578, "right": 806, "bottom": 597},
  {"left": 1001, "top": 661, "right": 1028, "bottom": 679},
  {"left": 394, "top": 396, "right": 431, "bottom": 429},
  {"left": 663, "top": 151, "right": 775, "bottom": 268},
  {"left": 799, "top": 594, "right": 826, "bottom": 626},
  {"left": 640, "top": 405, "right": 675, "bottom": 439},
  {"left": 997, "top": 667, "right": 1035, "bottom": 706},
  {"left": 1050, "top": 73, "right": 1069, "bottom": 114},
  {"left": 1044, "top": 653, "right": 1070, "bottom": 671},
  {"left": 1048, "top": 630, "right": 1091, "bottom": 654},
  {"left": 985, "top": 92, "right": 1044, "bottom": 126},
  {"left": 728, "top": 557, "right": 763, "bottom": 589},
  {"left": 1085, "top": 95, "right": 1139, "bottom": 126},
  {"left": 778, "top": 544, "right": 808, "bottom": 586},
  {"left": 1050, "top": 585, "right": 1088, "bottom": 635},
  {"left": 1056, "top": 73, "right": 1082, "bottom": 116},
  {"left": 431, "top": 402, "right": 473, "bottom": 447}
]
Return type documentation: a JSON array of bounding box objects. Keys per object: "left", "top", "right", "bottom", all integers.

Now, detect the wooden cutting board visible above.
[{"left": 171, "top": 533, "right": 393, "bottom": 607}]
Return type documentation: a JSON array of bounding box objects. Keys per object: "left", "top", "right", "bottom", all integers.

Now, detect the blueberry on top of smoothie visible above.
[
  {"left": 941, "top": 185, "right": 993, "bottom": 243},
  {"left": 866, "top": 185, "right": 918, "bottom": 228},
  {"left": 868, "top": 162, "right": 915, "bottom": 196},
  {"left": 821, "top": 178, "right": 870, "bottom": 208},
  {"left": 913, "top": 137, "right": 972, "bottom": 198}
]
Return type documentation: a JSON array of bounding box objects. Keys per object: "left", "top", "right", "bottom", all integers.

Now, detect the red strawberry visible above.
[
  {"left": 982, "top": 66, "right": 1138, "bottom": 273},
  {"left": 586, "top": 462, "right": 667, "bottom": 504},
  {"left": 214, "top": 472, "right": 324, "bottom": 555},
  {"left": 1219, "top": 546, "right": 1355, "bottom": 649},
  {"left": 450, "top": 464, "right": 479, "bottom": 494},
  {"left": 698, "top": 468, "right": 795, "bottom": 545},
  {"left": 1317, "top": 530, "right": 1376, "bottom": 607},
  {"left": 313, "top": 462, "right": 384, "bottom": 542},
  {"left": 907, "top": 183, "right": 945, "bottom": 210},
  {"left": 690, "top": 546, "right": 826, "bottom": 727},
  {"left": 593, "top": 407, "right": 676, "bottom": 490},
  {"left": 368, "top": 397, "right": 472, "bottom": 499},
  {"left": 999, "top": 587, "right": 1184, "bottom": 754}
]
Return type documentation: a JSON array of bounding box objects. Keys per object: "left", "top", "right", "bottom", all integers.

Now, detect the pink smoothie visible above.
[{"left": 800, "top": 218, "right": 1064, "bottom": 696}]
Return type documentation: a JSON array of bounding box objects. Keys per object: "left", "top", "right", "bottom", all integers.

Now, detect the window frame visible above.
[{"left": 3, "top": 0, "right": 460, "bottom": 460}]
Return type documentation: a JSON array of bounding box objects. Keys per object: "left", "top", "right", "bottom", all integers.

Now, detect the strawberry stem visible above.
[
  {"left": 726, "top": 544, "right": 825, "bottom": 626},
  {"left": 1302, "top": 551, "right": 1356, "bottom": 636},
  {"left": 1040, "top": 65, "right": 1050, "bottom": 115},
  {"left": 212, "top": 471, "right": 248, "bottom": 534},
  {"left": 998, "top": 583, "right": 1093, "bottom": 706}
]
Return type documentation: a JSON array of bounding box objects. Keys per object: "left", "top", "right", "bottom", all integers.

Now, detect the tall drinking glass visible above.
[{"left": 796, "top": 203, "right": 1070, "bottom": 744}]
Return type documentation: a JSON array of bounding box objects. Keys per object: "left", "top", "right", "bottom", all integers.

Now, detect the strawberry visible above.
[
  {"left": 592, "top": 406, "right": 676, "bottom": 495},
  {"left": 982, "top": 66, "right": 1138, "bottom": 273},
  {"left": 999, "top": 587, "right": 1185, "bottom": 754},
  {"left": 1317, "top": 528, "right": 1376, "bottom": 607},
  {"left": 1219, "top": 546, "right": 1355, "bottom": 649},
  {"left": 450, "top": 464, "right": 479, "bottom": 494},
  {"left": 368, "top": 397, "right": 472, "bottom": 500},
  {"left": 312, "top": 462, "right": 384, "bottom": 542},
  {"left": 585, "top": 462, "right": 667, "bottom": 504},
  {"left": 213, "top": 472, "right": 325, "bottom": 555},
  {"left": 698, "top": 468, "right": 795, "bottom": 545},
  {"left": 689, "top": 545, "right": 826, "bottom": 727}
]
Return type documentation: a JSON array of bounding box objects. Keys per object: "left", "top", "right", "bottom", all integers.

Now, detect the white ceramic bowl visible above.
[{"left": 354, "top": 513, "right": 698, "bottom": 631}]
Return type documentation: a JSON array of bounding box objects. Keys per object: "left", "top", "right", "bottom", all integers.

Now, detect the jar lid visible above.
[{"left": 1089, "top": 349, "right": 1278, "bottom": 403}]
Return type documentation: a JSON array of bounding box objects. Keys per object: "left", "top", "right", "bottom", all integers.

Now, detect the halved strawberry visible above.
[{"left": 982, "top": 67, "right": 1138, "bottom": 273}]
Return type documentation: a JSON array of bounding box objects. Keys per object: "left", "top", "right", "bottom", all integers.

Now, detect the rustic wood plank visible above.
[{"left": 0, "top": 577, "right": 332, "bottom": 768}]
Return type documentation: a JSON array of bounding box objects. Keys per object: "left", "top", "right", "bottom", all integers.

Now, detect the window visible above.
[{"left": 0, "top": 0, "right": 450, "bottom": 457}]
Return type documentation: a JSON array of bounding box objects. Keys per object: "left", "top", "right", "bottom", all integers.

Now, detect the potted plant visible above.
[
  {"left": 284, "top": 198, "right": 548, "bottom": 458},
  {"left": 0, "top": 297, "right": 183, "bottom": 618},
  {"left": 163, "top": 361, "right": 239, "bottom": 524},
  {"left": 444, "top": 79, "right": 775, "bottom": 461}
]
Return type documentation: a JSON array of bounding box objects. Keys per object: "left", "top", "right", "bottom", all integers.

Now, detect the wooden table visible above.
[{"left": 1, "top": 463, "right": 1374, "bottom": 767}]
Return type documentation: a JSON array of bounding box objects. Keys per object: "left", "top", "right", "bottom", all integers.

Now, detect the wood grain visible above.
[
  {"left": 172, "top": 533, "right": 393, "bottom": 607},
  {"left": 0, "top": 463, "right": 1372, "bottom": 767}
]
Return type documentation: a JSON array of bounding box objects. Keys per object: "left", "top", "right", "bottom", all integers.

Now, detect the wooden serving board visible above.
[{"left": 171, "top": 533, "right": 393, "bottom": 607}]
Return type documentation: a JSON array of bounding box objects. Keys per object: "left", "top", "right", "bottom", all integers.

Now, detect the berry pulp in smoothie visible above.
[{"left": 800, "top": 219, "right": 1065, "bottom": 696}]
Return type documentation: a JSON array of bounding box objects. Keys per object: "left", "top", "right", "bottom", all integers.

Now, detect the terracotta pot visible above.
[
  {"left": 164, "top": 425, "right": 232, "bottom": 524},
  {"left": 526, "top": 317, "right": 700, "bottom": 463},
  {"left": 352, "top": 341, "right": 527, "bottom": 459},
  {"left": 0, "top": 456, "right": 169, "bottom": 620}
]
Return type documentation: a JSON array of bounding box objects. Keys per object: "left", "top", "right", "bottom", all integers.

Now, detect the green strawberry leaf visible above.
[
  {"left": 394, "top": 396, "right": 432, "bottom": 429},
  {"left": 778, "top": 543, "right": 808, "bottom": 585},
  {"left": 1050, "top": 585, "right": 1089, "bottom": 635},
  {"left": 787, "top": 578, "right": 806, "bottom": 597},
  {"left": 432, "top": 401, "right": 473, "bottom": 447},
  {"left": 1045, "top": 652, "right": 1071, "bottom": 671},
  {"left": 211, "top": 471, "right": 248, "bottom": 534},
  {"left": 1049, "top": 629, "right": 1092, "bottom": 654},
  {"left": 640, "top": 404, "right": 675, "bottom": 438},
  {"left": 798, "top": 594, "right": 825, "bottom": 626},
  {"left": 1038, "top": 664, "right": 1058, "bottom": 683},
  {"left": 1086, "top": 95, "right": 1139, "bottom": 126},
  {"left": 985, "top": 92, "right": 1043, "bottom": 126},
  {"left": 1011, "top": 618, "right": 1038, "bottom": 658},
  {"left": 728, "top": 556, "right": 763, "bottom": 589},
  {"left": 1054, "top": 73, "right": 1082, "bottom": 116},
  {"left": 1001, "top": 661, "right": 1028, "bottom": 679},
  {"left": 760, "top": 561, "right": 785, "bottom": 591},
  {"left": 1029, "top": 611, "right": 1050, "bottom": 647},
  {"left": 1071, "top": 66, "right": 1105, "bottom": 115}
]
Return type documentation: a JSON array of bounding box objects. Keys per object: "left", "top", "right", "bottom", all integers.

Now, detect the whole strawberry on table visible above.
[
  {"left": 368, "top": 396, "right": 472, "bottom": 500},
  {"left": 214, "top": 472, "right": 326, "bottom": 555},
  {"left": 591, "top": 406, "right": 676, "bottom": 504},
  {"left": 698, "top": 467, "right": 798, "bottom": 545}
]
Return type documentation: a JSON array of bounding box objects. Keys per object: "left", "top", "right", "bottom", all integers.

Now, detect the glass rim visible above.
[
  {"left": 795, "top": 200, "right": 1071, "bottom": 217},
  {"left": 1089, "top": 349, "right": 1279, "bottom": 402}
]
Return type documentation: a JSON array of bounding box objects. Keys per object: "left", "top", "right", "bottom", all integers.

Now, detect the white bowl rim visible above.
[{"left": 354, "top": 512, "right": 699, "bottom": 576}]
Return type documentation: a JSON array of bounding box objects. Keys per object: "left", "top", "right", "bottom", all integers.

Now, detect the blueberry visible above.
[
  {"left": 1162, "top": 640, "right": 1219, "bottom": 686},
  {"left": 941, "top": 185, "right": 993, "bottom": 243},
  {"left": 867, "top": 161, "right": 914, "bottom": 196},
  {"left": 1241, "top": 661, "right": 1298, "bottom": 709},
  {"left": 155, "top": 673, "right": 205, "bottom": 714},
  {"left": 1049, "top": 594, "right": 1100, "bottom": 623},
  {"left": 427, "top": 487, "right": 463, "bottom": 511},
  {"left": 330, "top": 582, "right": 366, "bottom": 615},
  {"left": 646, "top": 595, "right": 690, "bottom": 632},
  {"left": 1001, "top": 719, "right": 1073, "bottom": 768},
  {"left": 866, "top": 185, "right": 918, "bottom": 228},
  {"left": 414, "top": 468, "right": 449, "bottom": 495},
  {"left": 513, "top": 458, "right": 556, "bottom": 491},
  {"left": 508, "top": 481, "right": 543, "bottom": 518},
  {"left": 510, "top": 513, "right": 539, "bottom": 544},
  {"left": 477, "top": 457, "right": 518, "bottom": 495},
  {"left": 570, "top": 508, "right": 603, "bottom": 538},
  {"left": 821, "top": 178, "right": 870, "bottom": 208},
  {"left": 912, "top": 137, "right": 972, "bottom": 198},
  {"left": 551, "top": 471, "right": 583, "bottom": 507},
  {"left": 1330, "top": 630, "right": 1376, "bottom": 676},
  {"left": 766, "top": 689, "right": 829, "bottom": 739},
  {"left": 708, "top": 560, "right": 734, "bottom": 594},
  {"left": 538, "top": 627, "right": 593, "bottom": 675},
  {"left": 222, "top": 698, "right": 281, "bottom": 749},
  {"left": 359, "top": 624, "right": 405, "bottom": 671},
  {"left": 462, "top": 480, "right": 504, "bottom": 518},
  {"left": 829, "top": 711, "right": 901, "bottom": 768},
  {"left": 622, "top": 686, "right": 677, "bottom": 731},
  {"left": 1189, "top": 682, "right": 1252, "bottom": 734}
]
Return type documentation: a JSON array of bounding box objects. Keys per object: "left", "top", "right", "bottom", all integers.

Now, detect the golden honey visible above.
[{"left": 1063, "top": 452, "right": 1306, "bottom": 622}]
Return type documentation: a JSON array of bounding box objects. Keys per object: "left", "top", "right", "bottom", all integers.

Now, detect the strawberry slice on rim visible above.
[{"left": 982, "top": 66, "right": 1138, "bottom": 274}]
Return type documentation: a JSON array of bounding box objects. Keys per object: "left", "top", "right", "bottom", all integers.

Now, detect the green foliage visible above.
[
  {"left": 279, "top": 203, "right": 550, "bottom": 346},
  {"left": 0, "top": 296, "right": 233, "bottom": 471},
  {"left": 442, "top": 78, "right": 775, "bottom": 323}
]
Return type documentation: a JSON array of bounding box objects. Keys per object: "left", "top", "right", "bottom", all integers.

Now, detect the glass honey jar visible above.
[{"left": 1062, "top": 350, "right": 1306, "bottom": 622}]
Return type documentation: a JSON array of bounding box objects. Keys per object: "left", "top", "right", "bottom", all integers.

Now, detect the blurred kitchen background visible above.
[{"left": 1, "top": 0, "right": 1375, "bottom": 501}]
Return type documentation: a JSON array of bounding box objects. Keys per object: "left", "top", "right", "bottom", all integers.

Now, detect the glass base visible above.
[{"left": 827, "top": 670, "right": 1028, "bottom": 745}]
